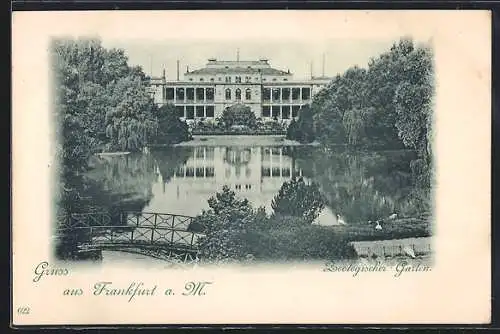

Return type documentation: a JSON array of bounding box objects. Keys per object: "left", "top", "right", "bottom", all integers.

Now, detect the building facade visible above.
[{"left": 148, "top": 58, "right": 332, "bottom": 122}]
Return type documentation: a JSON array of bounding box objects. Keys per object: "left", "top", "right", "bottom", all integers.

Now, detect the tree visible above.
[
  {"left": 219, "top": 104, "right": 257, "bottom": 129},
  {"left": 393, "top": 46, "right": 434, "bottom": 158},
  {"left": 271, "top": 177, "right": 326, "bottom": 224},
  {"left": 153, "top": 104, "right": 191, "bottom": 144},
  {"left": 286, "top": 118, "right": 299, "bottom": 140},
  {"left": 290, "top": 105, "right": 316, "bottom": 143},
  {"left": 196, "top": 186, "right": 257, "bottom": 262}
]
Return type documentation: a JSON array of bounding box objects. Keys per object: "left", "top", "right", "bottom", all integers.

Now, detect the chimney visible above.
[
  {"left": 186, "top": 65, "right": 189, "bottom": 73},
  {"left": 176, "top": 60, "right": 180, "bottom": 81},
  {"left": 237, "top": 48, "right": 240, "bottom": 62},
  {"left": 310, "top": 61, "right": 313, "bottom": 79},
  {"left": 162, "top": 68, "right": 166, "bottom": 79}
]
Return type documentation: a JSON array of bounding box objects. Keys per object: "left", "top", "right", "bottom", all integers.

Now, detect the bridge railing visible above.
[{"left": 55, "top": 211, "right": 202, "bottom": 251}]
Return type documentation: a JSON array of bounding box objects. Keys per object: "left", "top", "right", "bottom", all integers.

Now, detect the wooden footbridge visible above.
[{"left": 55, "top": 211, "right": 204, "bottom": 264}]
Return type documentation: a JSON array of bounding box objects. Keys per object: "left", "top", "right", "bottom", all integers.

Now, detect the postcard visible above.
[{"left": 12, "top": 10, "right": 491, "bottom": 325}]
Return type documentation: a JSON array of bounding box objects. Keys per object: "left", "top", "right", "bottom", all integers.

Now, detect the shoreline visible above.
[{"left": 173, "top": 135, "right": 321, "bottom": 147}]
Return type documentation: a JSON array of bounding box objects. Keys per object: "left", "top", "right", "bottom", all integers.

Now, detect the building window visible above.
[
  {"left": 206, "top": 167, "right": 215, "bottom": 177},
  {"left": 235, "top": 76, "right": 242, "bottom": 83},
  {"left": 176, "top": 88, "right": 185, "bottom": 101},
  {"left": 282, "top": 105, "right": 291, "bottom": 119},
  {"left": 283, "top": 78, "right": 288, "bottom": 81},
  {"left": 166, "top": 88, "right": 174, "bottom": 100},
  {"left": 225, "top": 88, "right": 231, "bottom": 100},
  {"left": 245, "top": 76, "right": 251, "bottom": 83},
  {"left": 262, "top": 106, "right": 271, "bottom": 117},
  {"left": 272, "top": 78, "right": 277, "bottom": 82},
  {"left": 186, "top": 106, "right": 195, "bottom": 119},
  {"left": 200, "top": 78, "right": 204, "bottom": 82},
  {"left": 196, "top": 88, "right": 205, "bottom": 101},
  {"left": 225, "top": 76, "right": 231, "bottom": 83},
  {"left": 245, "top": 88, "right": 251, "bottom": 100},
  {"left": 292, "top": 105, "right": 300, "bottom": 118},
  {"left": 186, "top": 167, "right": 195, "bottom": 177},
  {"left": 292, "top": 88, "right": 300, "bottom": 100},
  {"left": 235, "top": 88, "right": 241, "bottom": 101},
  {"left": 206, "top": 106, "right": 215, "bottom": 118},
  {"left": 176, "top": 106, "right": 185, "bottom": 118},
  {"left": 186, "top": 88, "right": 195, "bottom": 101},
  {"left": 210, "top": 78, "right": 214, "bottom": 82},
  {"left": 195, "top": 147, "right": 205, "bottom": 159},
  {"left": 175, "top": 167, "right": 184, "bottom": 177},
  {"left": 218, "top": 77, "right": 222, "bottom": 81},
  {"left": 272, "top": 106, "right": 280, "bottom": 118},
  {"left": 263, "top": 78, "right": 267, "bottom": 82},
  {"left": 189, "top": 78, "right": 193, "bottom": 81},
  {"left": 206, "top": 88, "right": 214, "bottom": 101},
  {"left": 196, "top": 106, "right": 205, "bottom": 118},
  {"left": 262, "top": 88, "right": 271, "bottom": 101},
  {"left": 272, "top": 88, "right": 281, "bottom": 102},
  {"left": 302, "top": 87, "right": 311, "bottom": 100},
  {"left": 282, "top": 88, "right": 290, "bottom": 101}
]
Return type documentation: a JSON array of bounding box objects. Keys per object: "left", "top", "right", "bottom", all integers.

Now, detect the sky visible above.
[{"left": 102, "top": 38, "right": 397, "bottom": 81}]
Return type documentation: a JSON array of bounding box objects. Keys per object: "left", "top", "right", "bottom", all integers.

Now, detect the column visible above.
[
  {"left": 184, "top": 87, "right": 187, "bottom": 103},
  {"left": 269, "top": 149, "right": 273, "bottom": 177},
  {"left": 279, "top": 148, "right": 283, "bottom": 177},
  {"left": 299, "top": 87, "right": 302, "bottom": 103},
  {"left": 174, "top": 87, "right": 176, "bottom": 102},
  {"left": 203, "top": 147, "right": 206, "bottom": 179},
  {"left": 280, "top": 87, "right": 282, "bottom": 104},
  {"left": 203, "top": 105, "right": 206, "bottom": 118},
  {"left": 203, "top": 87, "right": 206, "bottom": 102},
  {"left": 193, "top": 151, "right": 197, "bottom": 180}
]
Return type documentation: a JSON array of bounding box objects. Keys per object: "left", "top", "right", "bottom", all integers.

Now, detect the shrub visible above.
[
  {"left": 271, "top": 177, "right": 326, "bottom": 224},
  {"left": 195, "top": 186, "right": 258, "bottom": 262},
  {"left": 246, "top": 223, "right": 357, "bottom": 261}
]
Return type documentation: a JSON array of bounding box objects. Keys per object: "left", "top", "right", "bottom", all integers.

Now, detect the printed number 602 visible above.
[{"left": 17, "top": 306, "right": 30, "bottom": 315}]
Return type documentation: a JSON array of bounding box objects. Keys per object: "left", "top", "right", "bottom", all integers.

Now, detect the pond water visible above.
[{"left": 83, "top": 141, "right": 426, "bottom": 227}]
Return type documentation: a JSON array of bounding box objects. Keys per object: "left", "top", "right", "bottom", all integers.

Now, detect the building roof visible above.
[
  {"left": 312, "top": 76, "right": 334, "bottom": 80},
  {"left": 186, "top": 67, "right": 292, "bottom": 76},
  {"left": 207, "top": 60, "right": 268, "bottom": 66},
  {"left": 149, "top": 76, "right": 165, "bottom": 84}
]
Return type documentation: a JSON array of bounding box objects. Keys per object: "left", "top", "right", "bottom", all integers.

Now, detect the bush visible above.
[
  {"left": 246, "top": 223, "right": 357, "bottom": 261},
  {"left": 194, "top": 186, "right": 258, "bottom": 262},
  {"left": 271, "top": 177, "right": 326, "bottom": 224},
  {"left": 192, "top": 186, "right": 357, "bottom": 263}
]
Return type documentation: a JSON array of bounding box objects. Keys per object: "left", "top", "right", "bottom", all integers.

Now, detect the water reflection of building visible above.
[
  {"left": 144, "top": 146, "right": 336, "bottom": 224},
  {"left": 146, "top": 147, "right": 302, "bottom": 215},
  {"left": 174, "top": 147, "right": 303, "bottom": 206}
]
